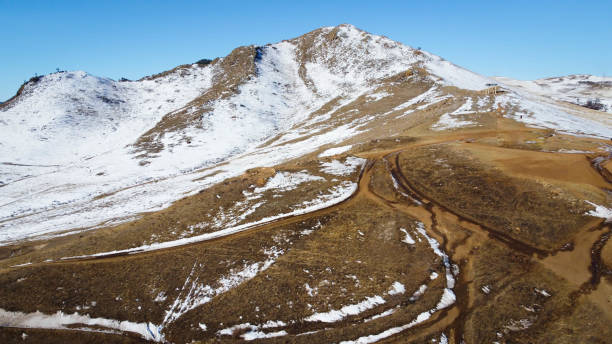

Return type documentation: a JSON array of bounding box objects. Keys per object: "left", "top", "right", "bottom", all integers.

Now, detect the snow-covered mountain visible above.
[
  {"left": 494, "top": 74, "right": 612, "bottom": 113},
  {"left": 1, "top": 24, "right": 611, "bottom": 243},
  {"left": 2, "top": 24, "right": 612, "bottom": 344}
]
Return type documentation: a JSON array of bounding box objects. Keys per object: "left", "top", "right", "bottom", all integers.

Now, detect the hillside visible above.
[
  {"left": 494, "top": 74, "right": 612, "bottom": 113},
  {"left": 0, "top": 24, "right": 611, "bottom": 343}
]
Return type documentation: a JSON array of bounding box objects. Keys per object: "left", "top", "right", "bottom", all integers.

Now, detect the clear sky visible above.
[{"left": 1, "top": 0, "right": 610, "bottom": 101}]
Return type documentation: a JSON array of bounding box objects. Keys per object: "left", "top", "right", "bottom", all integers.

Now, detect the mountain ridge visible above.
[
  {"left": 0, "top": 23, "right": 610, "bottom": 242},
  {"left": 1, "top": 24, "right": 612, "bottom": 344}
]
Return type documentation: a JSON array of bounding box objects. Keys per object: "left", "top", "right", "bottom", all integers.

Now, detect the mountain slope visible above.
[
  {"left": 0, "top": 24, "right": 496, "bottom": 242},
  {"left": 1, "top": 24, "right": 612, "bottom": 344},
  {"left": 2, "top": 25, "right": 611, "bottom": 242},
  {"left": 494, "top": 74, "right": 612, "bottom": 113}
]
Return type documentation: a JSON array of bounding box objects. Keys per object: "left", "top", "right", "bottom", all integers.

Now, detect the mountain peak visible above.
[
  {"left": 2, "top": 22, "right": 612, "bottom": 344},
  {"left": 1, "top": 25, "right": 610, "bottom": 243}
]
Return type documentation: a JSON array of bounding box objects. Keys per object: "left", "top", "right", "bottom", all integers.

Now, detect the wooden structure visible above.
[{"left": 482, "top": 83, "right": 506, "bottom": 95}]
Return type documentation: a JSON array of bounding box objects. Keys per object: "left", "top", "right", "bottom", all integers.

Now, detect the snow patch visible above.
[
  {"left": 388, "top": 282, "right": 405, "bottom": 295},
  {"left": 217, "top": 321, "right": 288, "bottom": 341},
  {"left": 320, "top": 157, "right": 366, "bottom": 176},
  {"left": 424, "top": 58, "right": 493, "bottom": 91},
  {"left": 585, "top": 201, "right": 612, "bottom": 222},
  {"left": 0, "top": 308, "right": 163, "bottom": 342},
  {"left": 364, "top": 306, "right": 398, "bottom": 322},
  {"left": 253, "top": 171, "right": 324, "bottom": 193},
  {"left": 399, "top": 228, "right": 415, "bottom": 245},
  {"left": 305, "top": 295, "right": 385, "bottom": 323},
  {"left": 432, "top": 98, "right": 477, "bottom": 131},
  {"left": 319, "top": 145, "right": 353, "bottom": 157},
  {"left": 366, "top": 91, "right": 391, "bottom": 102}
]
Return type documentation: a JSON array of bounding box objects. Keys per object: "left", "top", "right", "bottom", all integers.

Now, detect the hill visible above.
[{"left": 0, "top": 24, "right": 611, "bottom": 343}]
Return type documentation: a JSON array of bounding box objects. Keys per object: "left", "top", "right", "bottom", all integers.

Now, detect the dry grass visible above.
[
  {"left": 2, "top": 63, "right": 612, "bottom": 343},
  {"left": 0, "top": 189, "right": 446, "bottom": 343},
  {"left": 465, "top": 240, "right": 612, "bottom": 343},
  {"left": 397, "top": 144, "right": 594, "bottom": 251},
  {"left": 0, "top": 158, "right": 361, "bottom": 266}
]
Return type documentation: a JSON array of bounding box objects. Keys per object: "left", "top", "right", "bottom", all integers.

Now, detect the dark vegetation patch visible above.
[
  {"left": 581, "top": 98, "right": 606, "bottom": 111},
  {"left": 397, "top": 145, "right": 592, "bottom": 251},
  {"left": 578, "top": 80, "right": 612, "bottom": 89},
  {"left": 195, "top": 58, "right": 213, "bottom": 66}
]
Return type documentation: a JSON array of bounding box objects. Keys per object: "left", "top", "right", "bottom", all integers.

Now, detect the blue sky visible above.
[{"left": 1, "top": 0, "right": 610, "bottom": 101}]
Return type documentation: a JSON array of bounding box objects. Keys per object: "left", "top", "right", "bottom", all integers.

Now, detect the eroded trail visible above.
[
  {"left": 329, "top": 140, "right": 611, "bottom": 342},
  {"left": 377, "top": 148, "right": 611, "bottom": 341}
]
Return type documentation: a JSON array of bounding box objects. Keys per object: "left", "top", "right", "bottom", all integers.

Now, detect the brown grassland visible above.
[{"left": 1, "top": 60, "right": 611, "bottom": 343}]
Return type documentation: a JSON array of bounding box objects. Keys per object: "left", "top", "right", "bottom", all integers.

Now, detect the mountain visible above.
[
  {"left": 494, "top": 74, "right": 612, "bottom": 113},
  {"left": 1, "top": 24, "right": 611, "bottom": 343},
  {"left": 1, "top": 24, "right": 609, "bottom": 243}
]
